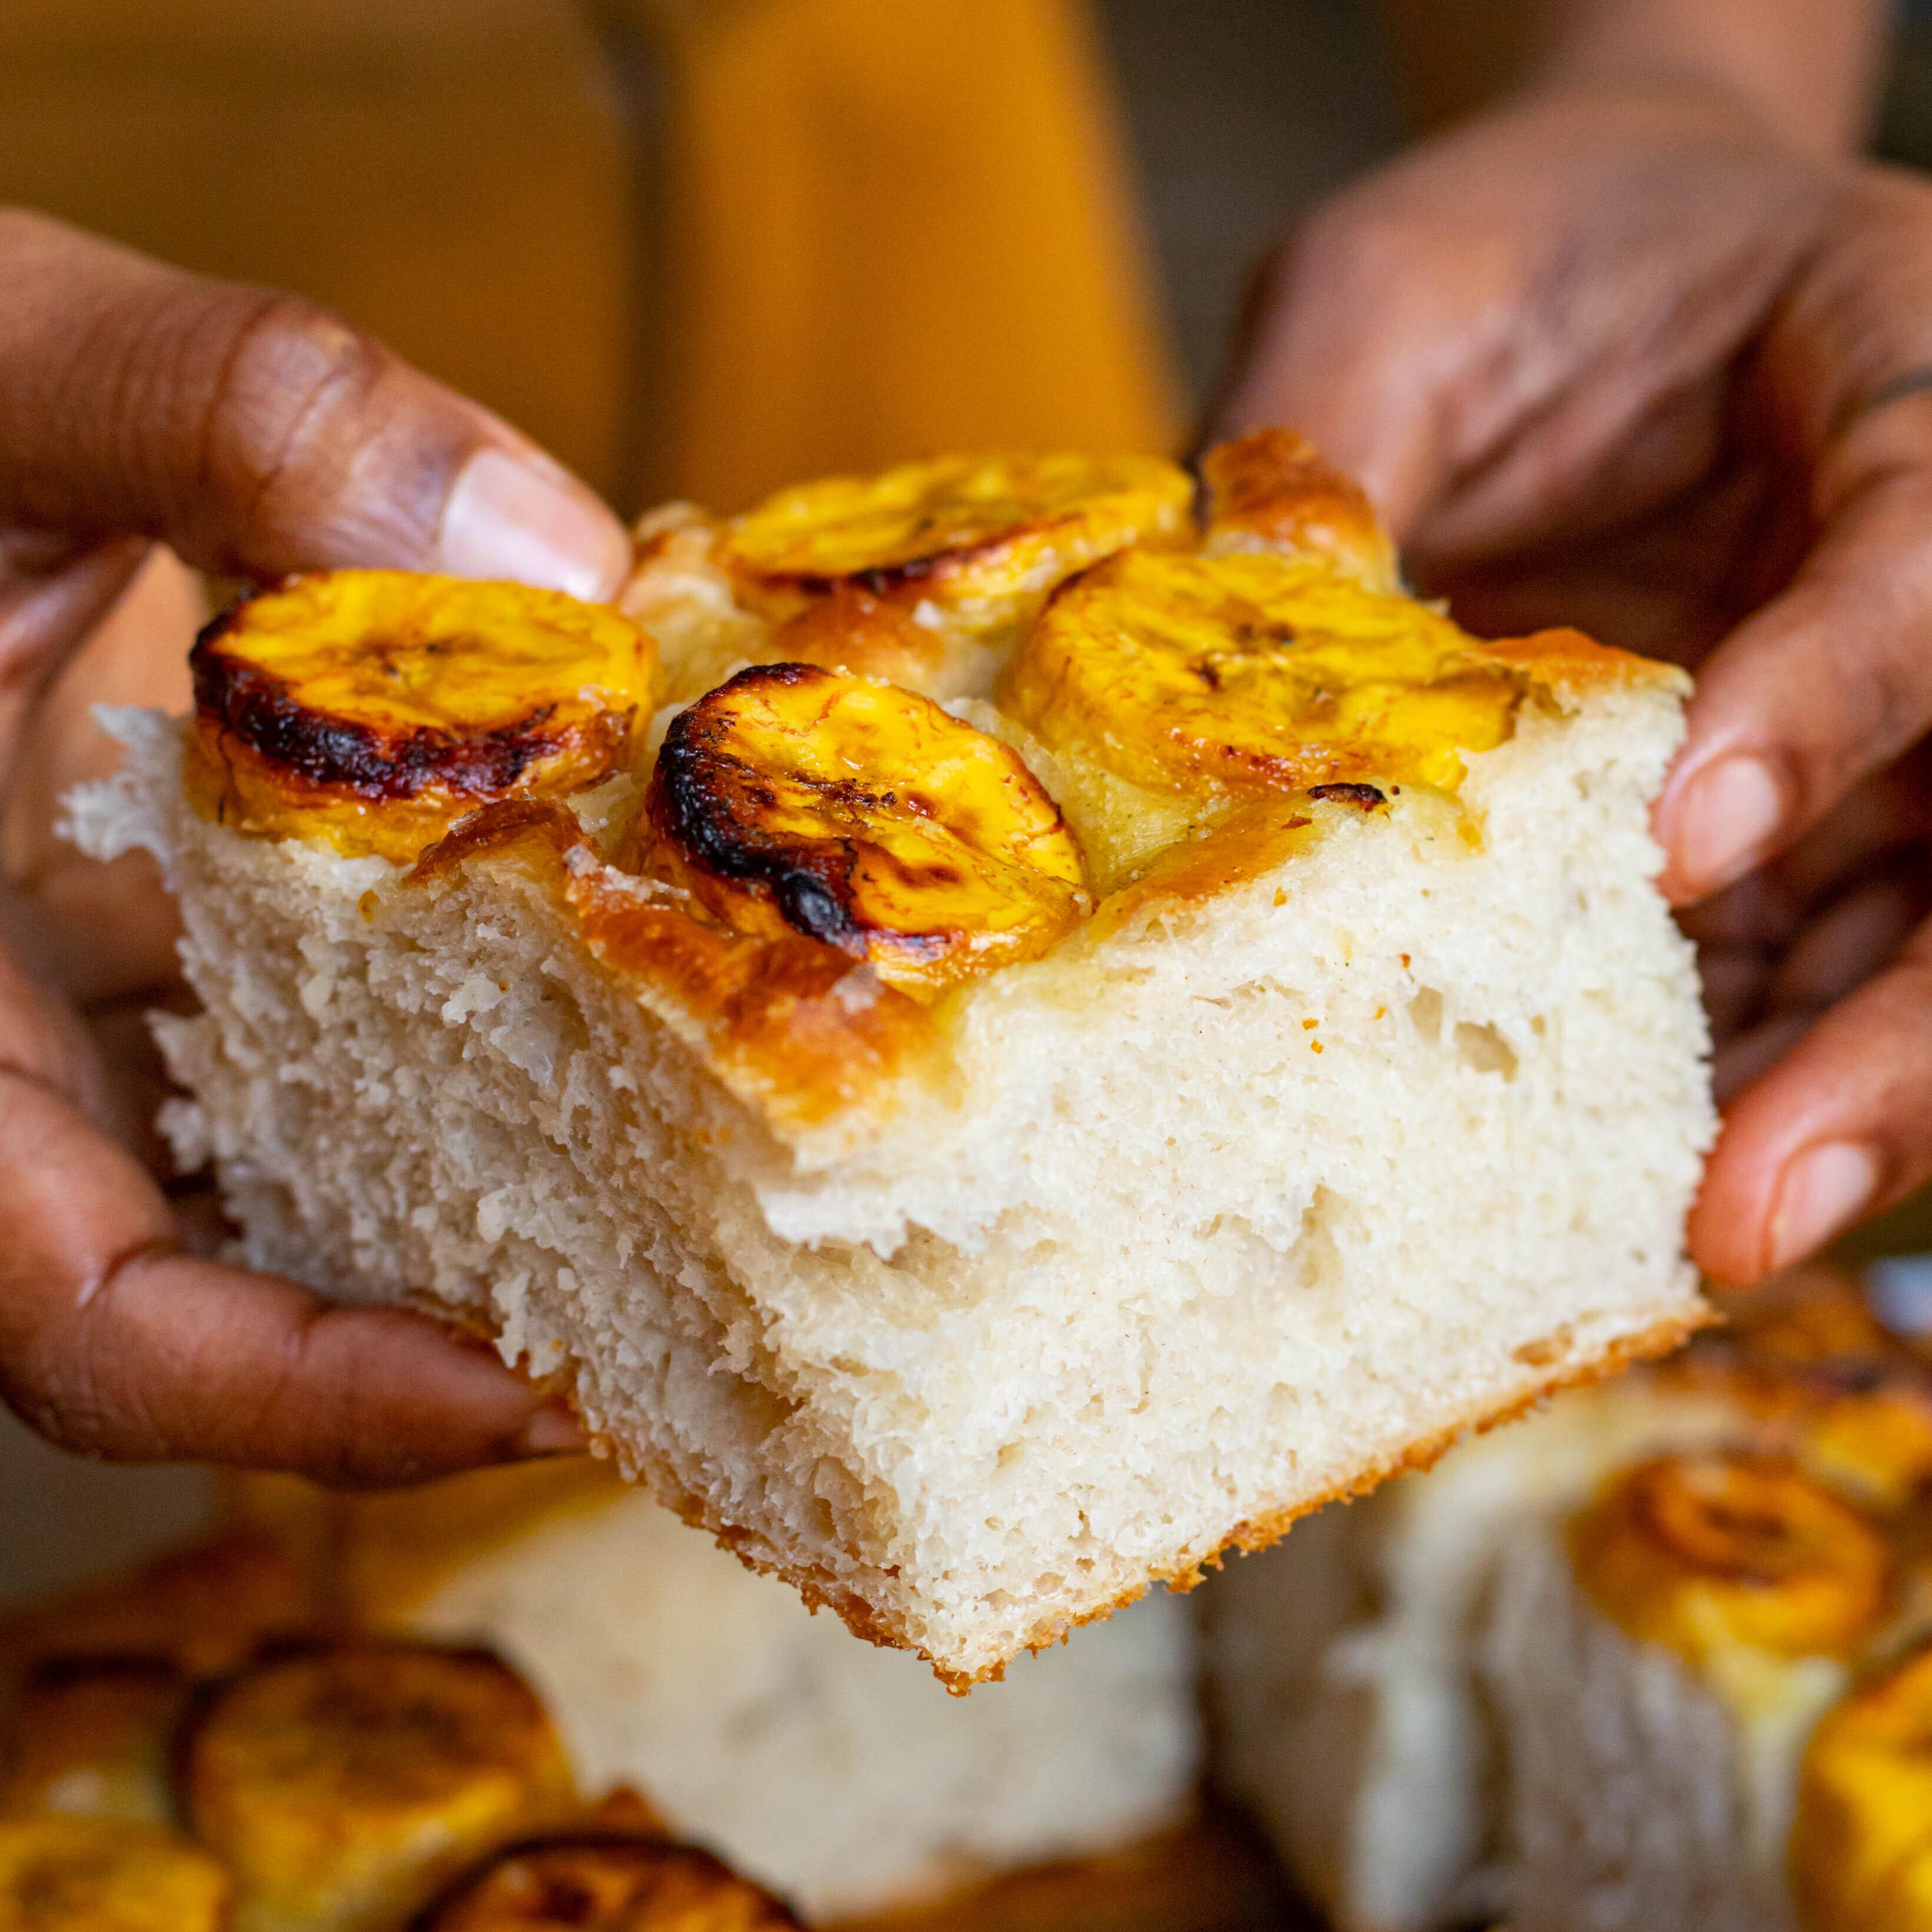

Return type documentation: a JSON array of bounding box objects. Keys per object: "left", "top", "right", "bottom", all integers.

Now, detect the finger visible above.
[
  {"left": 3, "top": 548, "right": 203, "bottom": 1007},
  {"left": 0, "top": 1063, "right": 582, "bottom": 1482},
  {"left": 1655, "top": 173, "right": 1932, "bottom": 903},
  {"left": 0, "top": 210, "right": 628, "bottom": 596},
  {"left": 0, "top": 537, "right": 150, "bottom": 779},
  {"left": 1205, "top": 92, "right": 1824, "bottom": 549},
  {"left": 1654, "top": 439, "right": 1932, "bottom": 903},
  {"left": 1689, "top": 921, "right": 1932, "bottom": 1286}
]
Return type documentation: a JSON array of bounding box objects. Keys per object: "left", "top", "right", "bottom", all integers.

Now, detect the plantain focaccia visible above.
[{"left": 78, "top": 430, "right": 1714, "bottom": 1687}]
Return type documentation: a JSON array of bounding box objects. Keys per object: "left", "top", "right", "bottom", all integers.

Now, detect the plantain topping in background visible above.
[
  {"left": 0, "top": 1814, "right": 231, "bottom": 1932},
  {"left": 182, "top": 1639, "right": 577, "bottom": 1932},
  {"left": 1569, "top": 1452, "right": 1894, "bottom": 1667},
  {"left": 416, "top": 1834, "right": 801, "bottom": 1931},
  {"left": 187, "top": 570, "right": 657, "bottom": 862},
  {"left": 631, "top": 663, "right": 1089, "bottom": 996},
  {"left": 1794, "top": 1640, "right": 1932, "bottom": 1932}
]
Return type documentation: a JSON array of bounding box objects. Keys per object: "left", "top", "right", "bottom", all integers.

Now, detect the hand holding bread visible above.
[
  {"left": 0, "top": 211, "right": 628, "bottom": 1480},
  {"left": 1214, "top": 75, "right": 1932, "bottom": 1286}
]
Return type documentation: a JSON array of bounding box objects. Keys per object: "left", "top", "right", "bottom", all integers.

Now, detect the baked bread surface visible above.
[{"left": 79, "top": 432, "right": 1715, "bottom": 1687}]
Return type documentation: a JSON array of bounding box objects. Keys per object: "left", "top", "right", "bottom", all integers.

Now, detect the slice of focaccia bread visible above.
[{"left": 77, "top": 432, "right": 1715, "bottom": 1688}]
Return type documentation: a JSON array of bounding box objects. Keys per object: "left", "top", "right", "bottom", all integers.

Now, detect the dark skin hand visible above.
[
  {"left": 0, "top": 210, "right": 630, "bottom": 1482},
  {"left": 1213, "top": 76, "right": 1932, "bottom": 1287}
]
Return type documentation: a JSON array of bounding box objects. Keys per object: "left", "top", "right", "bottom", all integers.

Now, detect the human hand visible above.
[
  {"left": 1210, "top": 78, "right": 1932, "bottom": 1287},
  {"left": 0, "top": 210, "right": 630, "bottom": 1479}
]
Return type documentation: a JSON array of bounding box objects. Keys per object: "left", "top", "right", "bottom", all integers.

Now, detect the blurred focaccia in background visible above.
[
  {"left": 1207, "top": 1264, "right": 1932, "bottom": 1932},
  {"left": 0, "top": 1549, "right": 792, "bottom": 1931},
  {"left": 84, "top": 430, "right": 1711, "bottom": 1688},
  {"left": 228, "top": 1460, "right": 1200, "bottom": 1923},
  {"left": 0, "top": 1482, "right": 1281, "bottom": 1931}
]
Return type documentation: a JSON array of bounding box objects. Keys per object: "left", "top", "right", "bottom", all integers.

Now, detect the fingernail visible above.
[
  {"left": 439, "top": 449, "right": 629, "bottom": 602},
  {"left": 519, "top": 1403, "right": 588, "bottom": 1456},
  {"left": 1672, "top": 755, "right": 1785, "bottom": 897},
  {"left": 1766, "top": 1140, "right": 1880, "bottom": 1272}
]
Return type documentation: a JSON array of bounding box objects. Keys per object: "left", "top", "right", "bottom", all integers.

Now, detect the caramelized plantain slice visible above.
[
  {"left": 188, "top": 570, "right": 656, "bottom": 862},
  {"left": 632, "top": 665, "right": 1088, "bottom": 996},
  {"left": 184, "top": 1639, "right": 575, "bottom": 1932},
  {"left": 717, "top": 452, "right": 1192, "bottom": 625},
  {"left": 1569, "top": 1452, "right": 1893, "bottom": 1667},
  {"left": 414, "top": 1833, "right": 799, "bottom": 1931},
  {"left": 1794, "top": 1641, "right": 1932, "bottom": 1932},
  {"left": 1000, "top": 547, "right": 1522, "bottom": 799},
  {"left": 0, "top": 1814, "right": 230, "bottom": 1931},
  {"left": 1199, "top": 429, "right": 1399, "bottom": 591}
]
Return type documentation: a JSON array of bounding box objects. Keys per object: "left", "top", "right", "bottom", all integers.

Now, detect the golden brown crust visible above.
[
  {"left": 1200, "top": 429, "right": 1397, "bottom": 593},
  {"left": 1088, "top": 803, "right": 1319, "bottom": 940},
  {"left": 407, "top": 801, "right": 946, "bottom": 1133},
  {"left": 412, "top": 1831, "right": 801, "bottom": 1930},
  {"left": 768, "top": 587, "right": 951, "bottom": 686},
  {"left": 1473, "top": 625, "right": 1692, "bottom": 695}
]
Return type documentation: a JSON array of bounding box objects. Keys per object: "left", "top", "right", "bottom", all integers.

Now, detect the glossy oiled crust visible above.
[
  {"left": 405, "top": 801, "right": 944, "bottom": 1133},
  {"left": 185, "top": 436, "right": 1687, "bottom": 1138}
]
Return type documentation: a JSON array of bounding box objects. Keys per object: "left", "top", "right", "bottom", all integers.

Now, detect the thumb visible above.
[{"left": 0, "top": 210, "right": 629, "bottom": 597}]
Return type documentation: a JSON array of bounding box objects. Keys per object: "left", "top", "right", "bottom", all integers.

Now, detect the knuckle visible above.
[{"left": 197, "top": 295, "right": 391, "bottom": 526}]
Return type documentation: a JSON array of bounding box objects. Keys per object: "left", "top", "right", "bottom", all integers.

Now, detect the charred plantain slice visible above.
[
  {"left": 716, "top": 452, "right": 1192, "bottom": 626},
  {"left": 1001, "top": 546, "right": 1522, "bottom": 798},
  {"left": 183, "top": 1638, "right": 576, "bottom": 1932},
  {"left": 413, "top": 1833, "right": 799, "bottom": 1930},
  {"left": 187, "top": 570, "right": 656, "bottom": 862},
  {"left": 0, "top": 1815, "right": 230, "bottom": 1931},
  {"left": 1569, "top": 1452, "right": 1893, "bottom": 1667},
  {"left": 1199, "top": 429, "right": 1399, "bottom": 590},
  {"left": 1794, "top": 1641, "right": 1932, "bottom": 1932},
  {"left": 632, "top": 665, "right": 1088, "bottom": 996}
]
